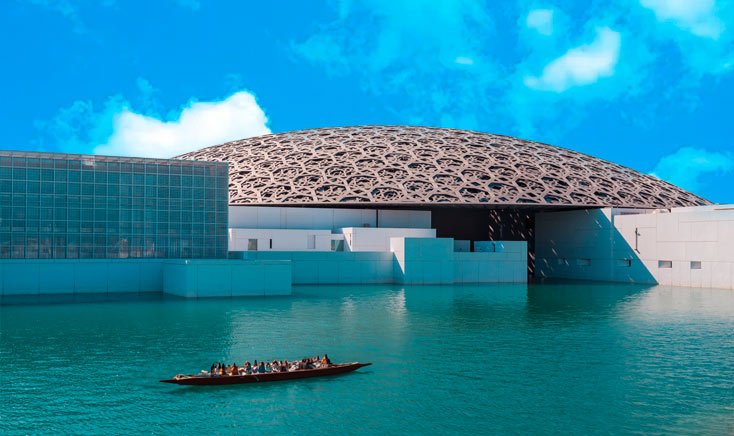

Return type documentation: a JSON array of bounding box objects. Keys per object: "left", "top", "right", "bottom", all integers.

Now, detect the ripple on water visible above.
[{"left": 2, "top": 283, "right": 734, "bottom": 434}]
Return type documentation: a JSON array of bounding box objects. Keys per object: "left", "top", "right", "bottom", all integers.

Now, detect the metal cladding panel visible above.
[{"left": 178, "top": 125, "right": 710, "bottom": 209}]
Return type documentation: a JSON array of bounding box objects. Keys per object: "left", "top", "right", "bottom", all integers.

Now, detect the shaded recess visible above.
[{"left": 178, "top": 125, "right": 709, "bottom": 209}]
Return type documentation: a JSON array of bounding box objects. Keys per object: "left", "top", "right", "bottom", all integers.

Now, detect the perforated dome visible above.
[{"left": 178, "top": 125, "right": 710, "bottom": 208}]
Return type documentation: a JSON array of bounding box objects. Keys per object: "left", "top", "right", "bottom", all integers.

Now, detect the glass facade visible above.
[{"left": 0, "top": 151, "right": 229, "bottom": 259}]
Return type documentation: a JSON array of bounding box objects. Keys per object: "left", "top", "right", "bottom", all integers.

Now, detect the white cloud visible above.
[
  {"left": 526, "top": 8, "right": 554, "bottom": 35},
  {"left": 93, "top": 91, "right": 270, "bottom": 158},
  {"left": 524, "top": 27, "right": 621, "bottom": 92},
  {"left": 640, "top": 0, "right": 724, "bottom": 39},
  {"left": 650, "top": 146, "right": 734, "bottom": 193},
  {"left": 454, "top": 56, "right": 475, "bottom": 65}
]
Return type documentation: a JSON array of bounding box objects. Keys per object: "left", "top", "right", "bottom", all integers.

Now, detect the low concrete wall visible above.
[
  {"left": 163, "top": 260, "right": 291, "bottom": 298},
  {"left": 0, "top": 259, "right": 292, "bottom": 298},
  {"left": 391, "top": 237, "right": 455, "bottom": 284},
  {"left": 454, "top": 241, "right": 527, "bottom": 283},
  {"left": 391, "top": 238, "right": 528, "bottom": 285},
  {"left": 239, "top": 251, "right": 394, "bottom": 285},
  {"left": 535, "top": 206, "right": 734, "bottom": 290},
  {"left": 341, "top": 227, "right": 436, "bottom": 252},
  {"left": 242, "top": 239, "right": 528, "bottom": 286},
  {"left": 1, "top": 237, "right": 529, "bottom": 297},
  {"left": 0, "top": 259, "right": 164, "bottom": 295}
]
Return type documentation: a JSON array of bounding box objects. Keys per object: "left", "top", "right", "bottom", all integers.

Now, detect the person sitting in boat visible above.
[
  {"left": 244, "top": 361, "right": 252, "bottom": 375},
  {"left": 210, "top": 363, "right": 217, "bottom": 375},
  {"left": 257, "top": 361, "right": 266, "bottom": 373},
  {"left": 230, "top": 363, "right": 238, "bottom": 376},
  {"left": 321, "top": 355, "right": 330, "bottom": 366}
]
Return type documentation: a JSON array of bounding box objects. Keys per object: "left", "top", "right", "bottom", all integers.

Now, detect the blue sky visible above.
[{"left": 1, "top": 0, "right": 732, "bottom": 202}]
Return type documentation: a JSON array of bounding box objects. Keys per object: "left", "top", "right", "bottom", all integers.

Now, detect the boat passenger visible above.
[
  {"left": 324, "top": 354, "right": 331, "bottom": 365},
  {"left": 210, "top": 363, "right": 216, "bottom": 375},
  {"left": 321, "top": 356, "right": 329, "bottom": 366},
  {"left": 231, "top": 363, "right": 238, "bottom": 376},
  {"left": 245, "top": 362, "right": 252, "bottom": 375},
  {"left": 258, "top": 361, "right": 266, "bottom": 374}
]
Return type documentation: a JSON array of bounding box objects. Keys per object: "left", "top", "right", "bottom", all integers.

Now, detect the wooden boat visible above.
[{"left": 160, "top": 362, "right": 371, "bottom": 386}]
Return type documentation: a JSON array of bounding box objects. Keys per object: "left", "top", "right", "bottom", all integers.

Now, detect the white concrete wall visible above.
[
  {"left": 342, "top": 227, "right": 436, "bottom": 252},
  {"left": 241, "top": 251, "right": 395, "bottom": 285},
  {"left": 453, "top": 242, "right": 527, "bottom": 284},
  {"left": 390, "top": 238, "right": 528, "bottom": 285},
  {"left": 229, "top": 228, "right": 339, "bottom": 252},
  {"left": 535, "top": 206, "right": 734, "bottom": 290},
  {"left": 229, "top": 205, "right": 430, "bottom": 230},
  {"left": 614, "top": 206, "right": 734, "bottom": 289},
  {"left": 0, "top": 259, "right": 164, "bottom": 295},
  {"left": 163, "top": 260, "right": 291, "bottom": 298},
  {"left": 377, "top": 209, "right": 431, "bottom": 228},
  {"left": 391, "top": 237, "right": 455, "bottom": 284},
  {"left": 0, "top": 259, "right": 292, "bottom": 298}
]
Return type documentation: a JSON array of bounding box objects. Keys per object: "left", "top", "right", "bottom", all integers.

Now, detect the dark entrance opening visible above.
[{"left": 429, "top": 207, "right": 537, "bottom": 278}]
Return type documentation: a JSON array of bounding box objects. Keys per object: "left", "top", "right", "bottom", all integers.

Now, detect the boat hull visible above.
[{"left": 160, "top": 362, "right": 371, "bottom": 386}]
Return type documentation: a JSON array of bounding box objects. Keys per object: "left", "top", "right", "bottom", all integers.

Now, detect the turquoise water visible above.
[{"left": 2, "top": 282, "right": 734, "bottom": 434}]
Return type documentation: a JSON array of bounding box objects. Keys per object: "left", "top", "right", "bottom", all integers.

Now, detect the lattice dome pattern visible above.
[{"left": 178, "top": 126, "right": 710, "bottom": 208}]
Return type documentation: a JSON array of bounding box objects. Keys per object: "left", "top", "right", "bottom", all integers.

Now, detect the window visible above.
[
  {"left": 247, "top": 239, "right": 258, "bottom": 251},
  {"left": 331, "top": 239, "right": 344, "bottom": 252},
  {"left": 690, "top": 261, "right": 702, "bottom": 270},
  {"left": 616, "top": 259, "right": 632, "bottom": 267},
  {"left": 658, "top": 260, "right": 672, "bottom": 269}
]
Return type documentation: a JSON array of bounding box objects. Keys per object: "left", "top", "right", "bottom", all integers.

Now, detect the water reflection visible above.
[
  {"left": 3, "top": 282, "right": 734, "bottom": 434},
  {"left": 617, "top": 285, "right": 734, "bottom": 321},
  {"left": 527, "top": 281, "right": 651, "bottom": 315}
]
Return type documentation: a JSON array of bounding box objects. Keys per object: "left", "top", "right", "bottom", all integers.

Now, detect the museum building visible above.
[{"left": 1, "top": 125, "right": 732, "bottom": 299}]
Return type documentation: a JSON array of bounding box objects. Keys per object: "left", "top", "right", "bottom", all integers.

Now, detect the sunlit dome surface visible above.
[{"left": 178, "top": 125, "right": 710, "bottom": 208}]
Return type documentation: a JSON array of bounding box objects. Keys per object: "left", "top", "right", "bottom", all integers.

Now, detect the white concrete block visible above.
[
  {"left": 107, "top": 262, "right": 141, "bottom": 293},
  {"left": 690, "top": 267, "right": 703, "bottom": 288},
  {"left": 656, "top": 214, "right": 679, "bottom": 242},
  {"left": 197, "top": 264, "right": 232, "bottom": 297},
  {"left": 266, "top": 264, "right": 292, "bottom": 295},
  {"left": 691, "top": 222, "right": 717, "bottom": 241},
  {"left": 685, "top": 241, "right": 717, "bottom": 262},
  {"left": 337, "top": 261, "right": 361, "bottom": 283},
  {"left": 710, "top": 262, "right": 732, "bottom": 290},
  {"left": 671, "top": 261, "right": 690, "bottom": 287},
  {"left": 293, "top": 261, "right": 318, "bottom": 284},
  {"left": 317, "top": 262, "right": 339, "bottom": 284},
  {"left": 38, "top": 262, "right": 76, "bottom": 294},
  {"left": 656, "top": 242, "right": 686, "bottom": 262},
  {"left": 655, "top": 264, "right": 672, "bottom": 286},
  {"left": 140, "top": 262, "right": 164, "bottom": 291},
  {"left": 74, "top": 262, "right": 109, "bottom": 293},
  {"left": 257, "top": 207, "right": 281, "bottom": 228},
  {"left": 231, "top": 264, "right": 263, "bottom": 296}
]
